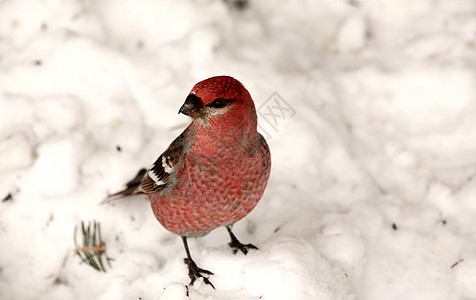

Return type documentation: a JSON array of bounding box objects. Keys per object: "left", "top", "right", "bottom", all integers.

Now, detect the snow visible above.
[{"left": 1, "top": 0, "right": 476, "bottom": 299}]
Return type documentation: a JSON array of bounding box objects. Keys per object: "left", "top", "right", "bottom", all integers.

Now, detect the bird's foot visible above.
[
  {"left": 226, "top": 226, "right": 259, "bottom": 255},
  {"left": 228, "top": 239, "right": 258, "bottom": 255},
  {"left": 184, "top": 258, "right": 215, "bottom": 289}
]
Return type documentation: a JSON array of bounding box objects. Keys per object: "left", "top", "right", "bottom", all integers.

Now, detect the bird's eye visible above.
[{"left": 209, "top": 99, "right": 226, "bottom": 108}]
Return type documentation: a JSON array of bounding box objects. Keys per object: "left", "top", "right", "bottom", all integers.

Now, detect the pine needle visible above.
[{"left": 73, "top": 220, "right": 114, "bottom": 272}]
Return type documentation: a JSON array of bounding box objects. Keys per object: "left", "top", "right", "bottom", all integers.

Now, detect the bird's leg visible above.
[
  {"left": 226, "top": 225, "right": 258, "bottom": 255},
  {"left": 181, "top": 237, "right": 215, "bottom": 289}
]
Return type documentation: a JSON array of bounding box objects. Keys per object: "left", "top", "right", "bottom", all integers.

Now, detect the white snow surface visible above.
[{"left": 1, "top": 0, "right": 476, "bottom": 299}]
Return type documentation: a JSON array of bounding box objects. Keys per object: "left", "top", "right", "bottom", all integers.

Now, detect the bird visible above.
[{"left": 107, "top": 76, "right": 271, "bottom": 288}]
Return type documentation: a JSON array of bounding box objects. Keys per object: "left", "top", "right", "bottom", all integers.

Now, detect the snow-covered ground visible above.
[{"left": 1, "top": 0, "right": 476, "bottom": 299}]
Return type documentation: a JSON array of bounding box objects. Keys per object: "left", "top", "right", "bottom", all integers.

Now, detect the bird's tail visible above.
[{"left": 101, "top": 168, "right": 147, "bottom": 204}]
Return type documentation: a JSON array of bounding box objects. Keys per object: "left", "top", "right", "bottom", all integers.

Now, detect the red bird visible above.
[{"left": 109, "top": 76, "right": 271, "bottom": 288}]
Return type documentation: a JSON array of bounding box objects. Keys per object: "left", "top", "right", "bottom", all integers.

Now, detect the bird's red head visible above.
[
  {"left": 179, "top": 76, "right": 257, "bottom": 130},
  {"left": 190, "top": 76, "right": 251, "bottom": 105}
]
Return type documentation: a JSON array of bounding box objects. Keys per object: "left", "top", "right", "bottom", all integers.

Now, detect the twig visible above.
[
  {"left": 451, "top": 259, "right": 464, "bottom": 269},
  {"left": 74, "top": 246, "right": 105, "bottom": 253},
  {"left": 73, "top": 220, "right": 114, "bottom": 272}
]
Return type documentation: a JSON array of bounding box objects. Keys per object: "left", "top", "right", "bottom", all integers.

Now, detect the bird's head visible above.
[{"left": 179, "top": 76, "right": 257, "bottom": 130}]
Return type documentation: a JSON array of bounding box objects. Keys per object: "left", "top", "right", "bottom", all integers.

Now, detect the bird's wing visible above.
[{"left": 138, "top": 132, "right": 188, "bottom": 194}]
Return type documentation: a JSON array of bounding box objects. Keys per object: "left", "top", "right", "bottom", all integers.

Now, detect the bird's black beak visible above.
[{"left": 179, "top": 94, "right": 204, "bottom": 118}]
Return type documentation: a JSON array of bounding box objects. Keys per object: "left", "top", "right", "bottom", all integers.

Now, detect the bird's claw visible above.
[
  {"left": 184, "top": 258, "right": 215, "bottom": 289},
  {"left": 228, "top": 240, "right": 258, "bottom": 255}
]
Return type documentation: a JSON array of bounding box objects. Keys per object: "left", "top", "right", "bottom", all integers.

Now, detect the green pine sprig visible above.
[{"left": 73, "top": 220, "right": 114, "bottom": 272}]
